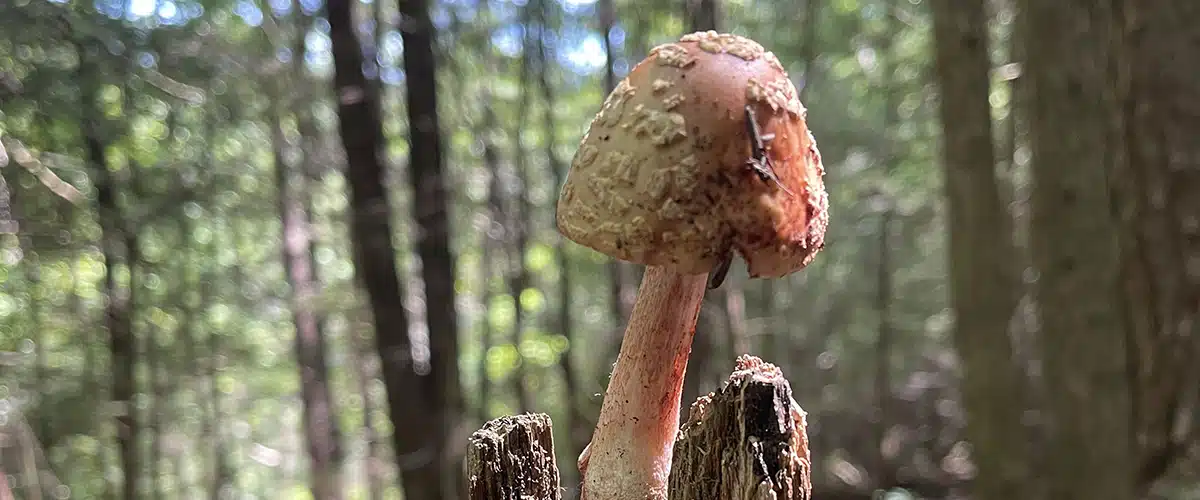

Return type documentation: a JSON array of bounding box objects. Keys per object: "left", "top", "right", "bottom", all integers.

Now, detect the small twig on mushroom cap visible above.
[
  {"left": 580, "top": 265, "right": 708, "bottom": 500},
  {"left": 744, "top": 105, "right": 796, "bottom": 198}
]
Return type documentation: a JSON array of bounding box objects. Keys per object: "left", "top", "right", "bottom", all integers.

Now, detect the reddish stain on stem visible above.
[{"left": 581, "top": 266, "right": 708, "bottom": 500}]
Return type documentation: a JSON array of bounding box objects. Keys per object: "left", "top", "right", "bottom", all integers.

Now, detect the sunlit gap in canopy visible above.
[
  {"left": 479, "top": 0, "right": 611, "bottom": 79},
  {"left": 264, "top": 0, "right": 322, "bottom": 17},
  {"left": 227, "top": 0, "right": 320, "bottom": 26},
  {"left": 93, "top": 0, "right": 205, "bottom": 25},
  {"left": 106, "top": 0, "right": 319, "bottom": 25},
  {"left": 103, "top": 0, "right": 615, "bottom": 83}
]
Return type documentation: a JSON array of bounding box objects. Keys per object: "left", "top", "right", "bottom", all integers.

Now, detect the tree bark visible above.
[
  {"left": 2, "top": 153, "right": 49, "bottom": 447},
  {"left": 535, "top": 1, "right": 586, "bottom": 488},
  {"left": 70, "top": 243, "right": 105, "bottom": 492},
  {"left": 722, "top": 276, "right": 749, "bottom": 359},
  {"left": 292, "top": 13, "right": 351, "bottom": 494},
  {"left": 684, "top": 0, "right": 720, "bottom": 34},
  {"left": 479, "top": 84, "right": 501, "bottom": 428},
  {"left": 147, "top": 322, "right": 164, "bottom": 500},
  {"left": 506, "top": 0, "right": 537, "bottom": 415},
  {"left": 1023, "top": 1, "right": 1136, "bottom": 498},
  {"left": 871, "top": 4, "right": 899, "bottom": 487},
  {"left": 80, "top": 48, "right": 139, "bottom": 500},
  {"left": 172, "top": 193, "right": 198, "bottom": 497},
  {"left": 206, "top": 110, "right": 233, "bottom": 500},
  {"left": 467, "top": 414, "right": 561, "bottom": 500},
  {"left": 930, "top": 1, "right": 1034, "bottom": 498},
  {"left": 395, "top": 2, "right": 467, "bottom": 492},
  {"left": 1109, "top": 0, "right": 1200, "bottom": 488},
  {"left": 327, "top": 0, "right": 447, "bottom": 497},
  {"left": 272, "top": 89, "right": 345, "bottom": 500},
  {"left": 669, "top": 356, "right": 811, "bottom": 500},
  {"left": 351, "top": 314, "right": 386, "bottom": 500},
  {"left": 797, "top": 0, "right": 821, "bottom": 103},
  {"left": 121, "top": 170, "right": 142, "bottom": 500}
]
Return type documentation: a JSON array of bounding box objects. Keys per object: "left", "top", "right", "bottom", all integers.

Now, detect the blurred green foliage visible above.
[{"left": 0, "top": 0, "right": 1194, "bottom": 498}]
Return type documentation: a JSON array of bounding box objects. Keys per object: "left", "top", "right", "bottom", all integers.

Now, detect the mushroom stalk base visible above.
[{"left": 580, "top": 266, "right": 708, "bottom": 500}]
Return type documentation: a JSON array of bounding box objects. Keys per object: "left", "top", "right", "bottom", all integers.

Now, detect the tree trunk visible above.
[
  {"left": 173, "top": 193, "right": 198, "bottom": 497},
  {"left": 71, "top": 245, "right": 106, "bottom": 492},
  {"left": 797, "top": 0, "right": 821, "bottom": 103},
  {"left": 122, "top": 177, "right": 142, "bottom": 500},
  {"left": 506, "top": 0, "right": 538, "bottom": 415},
  {"left": 396, "top": 1, "right": 467, "bottom": 492},
  {"left": 1109, "top": 0, "right": 1200, "bottom": 488},
  {"left": 206, "top": 110, "right": 233, "bottom": 500},
  {"left": 3, "top": 156, "right": 49, "bottom": 446},
  {"left": 272, "top": 91, "right": 345, "bottom": 500},
  {"left": 930, "top": 1, "right": 1034, "bottom": 498},
  {"left": 722, "top": 277, "right": 749, "bottom": 358},
  {"left": 803, "top": 271, "right": 851, "bottom": 464},
  {"left": 680, "top": 311, "right": 718, "bottom": 421},
  {"left": 291, "top": 17, "right": 351, "bottom": 493},
  {"left": 684, "top": 0, "right": 719, "bottom": 35},
  {"left": 996, "top": 5, "right": 1039, "bottom": 458},
  {"left": 479, "top": 92, "right": 501, "bottom": 428},
  {"left": 467, "top": 0, "right": 503, "bottom": 431},
  {"left": 147, "top": 322, "right": 164, "bottom": 500},
  {"left": 80, "top": 51, "right": 139, "bottom": 500},
  {"left": 351, "top": 314, "right": 386, "bottom": 500},
  {"left": 870, "top": 5, "right": 900, "bottom": 487},
  {"left": 476, "top": 234, "right": 495, "bottom": 421},
  {"left": 871, "top": 204, "right": 894, "bottom": 487},
  {"left": 535, "top": 1, "right": 587, "bottom": 488},
  {"left": 1023, "top": 1, "right": 1135, "bottom": 498},
  {"left": 30, "top": 249, "right": 46, "bottom": 449},
  {"left": 327, "top": 0, "right": 451, "bottom": 497}
]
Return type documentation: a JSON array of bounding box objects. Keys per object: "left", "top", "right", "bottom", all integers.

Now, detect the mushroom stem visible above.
[{"left": 580, "top": 265, "right": 709, "bottom": 500}]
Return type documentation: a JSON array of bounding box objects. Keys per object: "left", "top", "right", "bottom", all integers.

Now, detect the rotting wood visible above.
[
  {"left": 668, "top": 354, "right": 812, "bottom": 500},
  {"left": 466, "top": 356, "right": 810, "bottom": 500},
  {"left": 467, "top": 413, "right": 561, "bottom": 500}
]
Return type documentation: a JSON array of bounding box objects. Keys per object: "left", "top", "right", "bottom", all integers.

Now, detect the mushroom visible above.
[{"left": 556, "top": 31, "right": 829, "bottom": 499}]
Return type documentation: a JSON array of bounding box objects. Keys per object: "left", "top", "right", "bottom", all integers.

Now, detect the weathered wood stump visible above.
[
  {"left": 466, "top": 356, "right": 810, "bottom": 500},
  {"left": 668, "top": 355, "right": 811, "bottom": 499},
  {"left": 466, "top": 413, "right": 561, "bottom": 500}
]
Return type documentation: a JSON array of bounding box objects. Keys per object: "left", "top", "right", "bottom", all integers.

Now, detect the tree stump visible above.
[
  {"left": 466, "top": 413, "right": 561, "bottom": 500},
  {"left": 668, "top": 355, "right": 812, "bottom": 500},
  {"left": 466, "top": 357, "right": 811, "bottom": 500}
]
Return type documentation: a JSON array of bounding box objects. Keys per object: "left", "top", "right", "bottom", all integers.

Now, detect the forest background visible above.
[{"left": 0, "top": 0, "right": 1197, "bottom": 499}]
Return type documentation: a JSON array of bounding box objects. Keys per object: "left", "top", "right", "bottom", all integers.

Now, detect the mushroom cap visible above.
[{"left": 555, "top": 31, "right": 829, "bottom": 279}]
